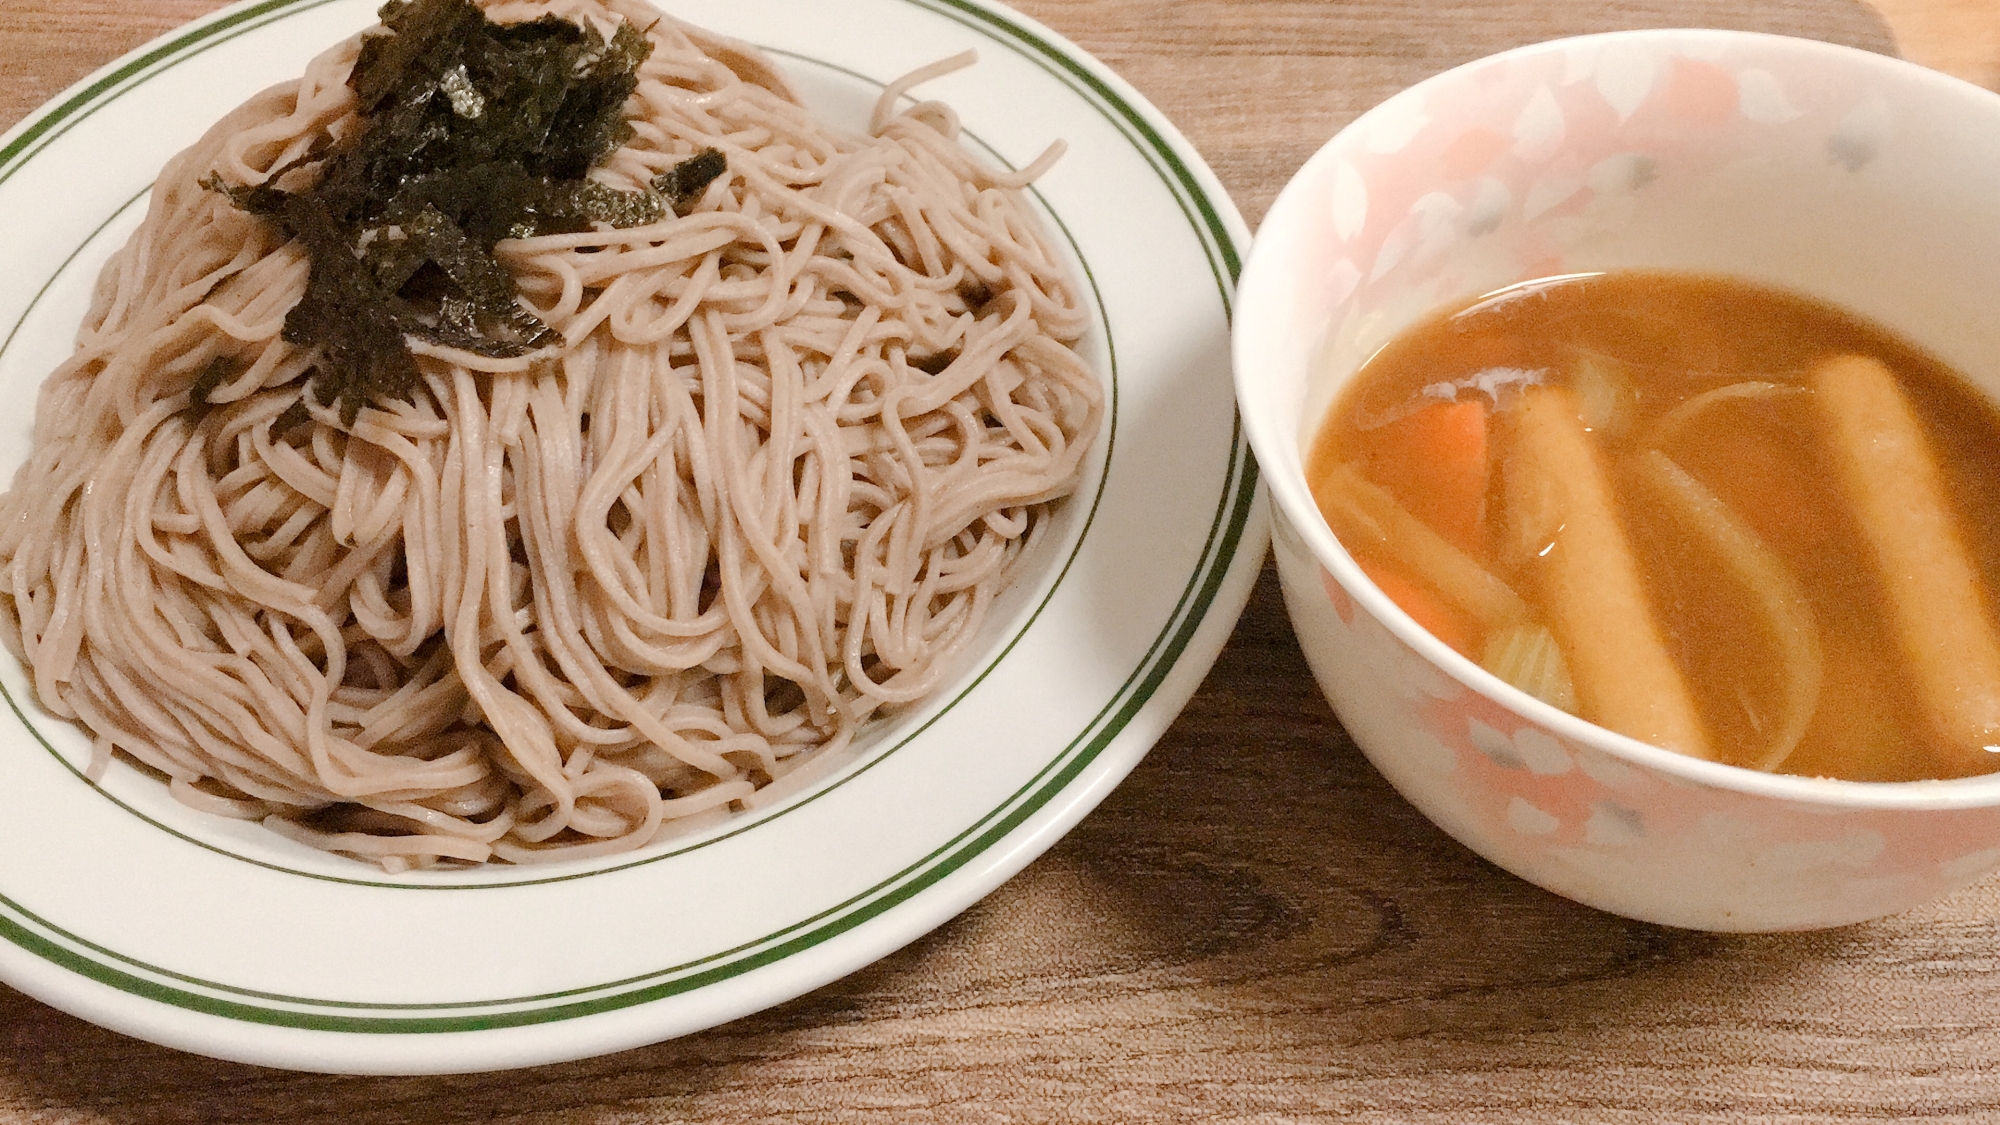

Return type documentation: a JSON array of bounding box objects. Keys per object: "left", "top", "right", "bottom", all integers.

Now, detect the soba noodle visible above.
[{"left": 0, "top": 0, "right": 1101, "bottom": 868}]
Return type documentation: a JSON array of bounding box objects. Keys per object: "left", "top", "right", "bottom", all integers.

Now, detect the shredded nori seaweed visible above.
[
  {"left": 208, "top": 0, "right": 723, "bottom": 422},
  {"left": 271, "top": 397, "right": 316, "bottom": 436},
  {"left": 652, "top": 148, "right": 727, "bottom": 213},
  {"left": 187, "top": 355, "right": 242, "bottom": 406}
]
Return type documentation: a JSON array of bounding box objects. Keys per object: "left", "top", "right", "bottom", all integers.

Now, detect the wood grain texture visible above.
[
  {"left": 1873, "top": 0, "right": 2000, "bottom": 87},
  {"left": 4, "top": 0, "right": 2000, "bottom": 1121}
]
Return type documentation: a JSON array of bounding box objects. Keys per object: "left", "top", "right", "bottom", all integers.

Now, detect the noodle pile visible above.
[{"left": 0, "top": 0, "right": 1100, "bottom": 867}]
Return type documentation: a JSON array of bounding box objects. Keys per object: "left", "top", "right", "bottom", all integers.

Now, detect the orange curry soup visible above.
[{"left": 1307, "top": 272, "right": 2000, "bottom": 782}]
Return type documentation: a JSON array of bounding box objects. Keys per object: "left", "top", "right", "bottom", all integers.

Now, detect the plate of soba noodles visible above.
[{"left": 0, "top": 0, "right": 1262, "bottom": 1072}]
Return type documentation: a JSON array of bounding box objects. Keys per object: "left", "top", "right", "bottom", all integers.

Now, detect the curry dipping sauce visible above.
[{"left": 1307, "top": 271, "right": 2000, "bottom": 783}]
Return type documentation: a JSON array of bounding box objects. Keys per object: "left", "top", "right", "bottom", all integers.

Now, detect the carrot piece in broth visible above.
[
  {"left": 1498, "top": 387, "right": 1714, "bottom": 760},
  {"left": 1318, "top": 462, "right": 1530, "bottom": 635},
  {"left": 1810, "top": 354, "right": 2000, "bottom": 766},
  {"left": 1364, "top": 400, "right": 1489, "bottom": 555},
  {"left": 1356, "top": 556, "right": 1476, "bottom": 657}
]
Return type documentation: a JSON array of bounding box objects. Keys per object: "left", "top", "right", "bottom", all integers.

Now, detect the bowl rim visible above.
[{"left": 1233, "top": 26, "right": 2000, "bottom": 812}]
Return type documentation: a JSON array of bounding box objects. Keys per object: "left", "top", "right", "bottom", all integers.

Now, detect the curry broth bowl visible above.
[{"left": 1234, "top": 29, "right": 2000, "bottom": 931}]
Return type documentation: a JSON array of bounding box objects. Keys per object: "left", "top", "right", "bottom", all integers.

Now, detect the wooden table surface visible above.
[{"left": 4, "top": 0, "right": 2000, "bottom": 1120}]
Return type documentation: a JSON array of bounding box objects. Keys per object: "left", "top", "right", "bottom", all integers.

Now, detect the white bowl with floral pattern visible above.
[{"left": 1234, "top": 29, "right": 2000, "bottom": 931}]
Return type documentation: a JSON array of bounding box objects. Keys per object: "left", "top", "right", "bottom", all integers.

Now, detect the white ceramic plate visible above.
[{"left": 0, "top": 0, "right": 1263, "bottom": 1074}]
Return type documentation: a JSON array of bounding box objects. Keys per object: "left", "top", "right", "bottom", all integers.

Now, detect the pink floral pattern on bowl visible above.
[
  {"left": 1239, "top": 31, "right": 2000, "bottom": 931},
  {"left": 1292, "top": 515, "right": 2000, "bottom": 930},
  {"left": 1291, "top": 32, "right": 1911, "bottom": 353}
]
